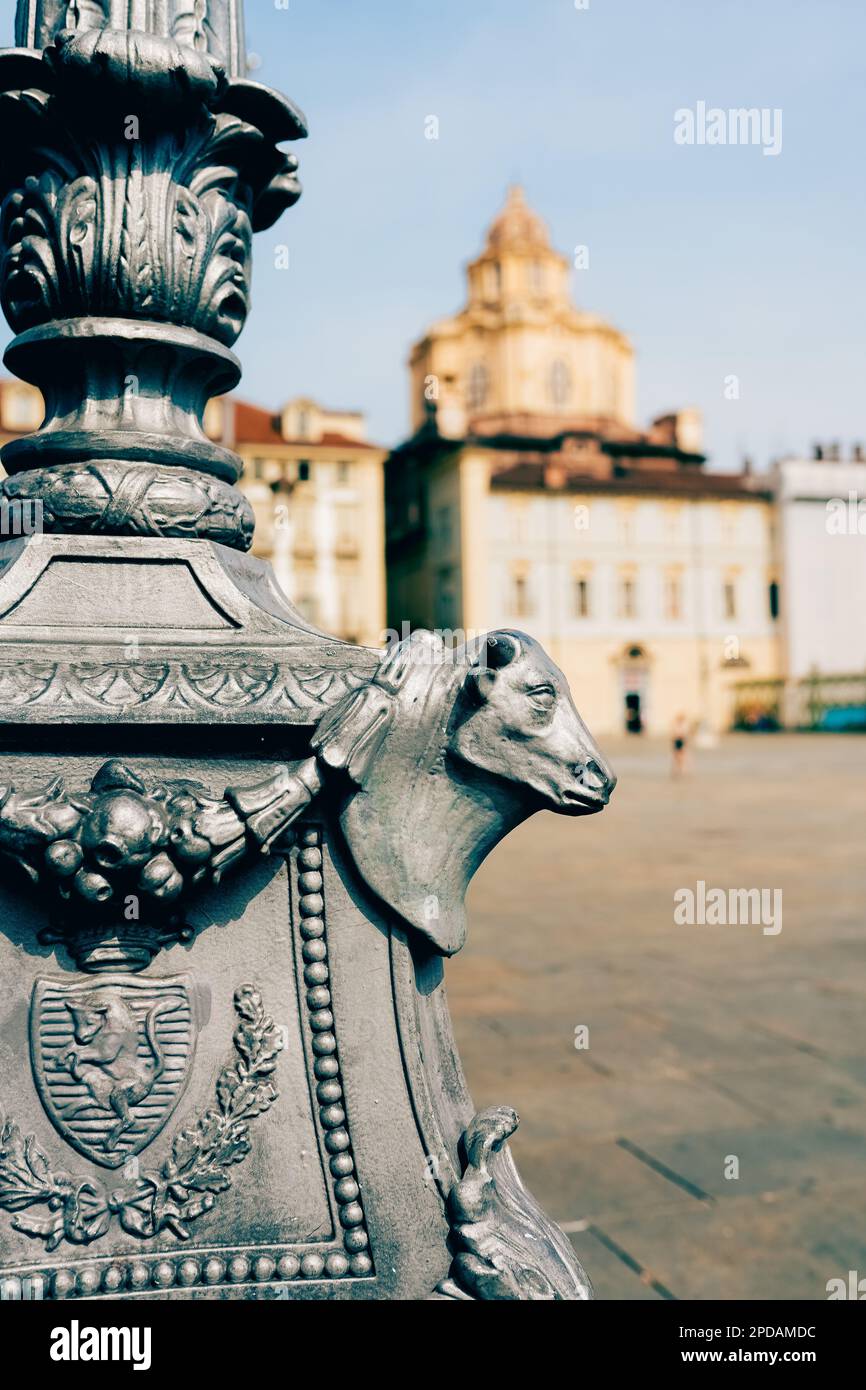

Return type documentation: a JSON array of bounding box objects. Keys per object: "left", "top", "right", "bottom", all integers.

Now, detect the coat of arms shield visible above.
[{"left": 30, "top": 973, "right": 197, "bottom": 1170}]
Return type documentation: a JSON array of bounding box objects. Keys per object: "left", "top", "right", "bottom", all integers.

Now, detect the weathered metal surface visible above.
[
  {"left": 16, "top": 2, "right": 248, "bottom": 79},
  {"left": 0, "top": 1, "right": 305, "bottom": 548},
  {"left": 0, "top": 0, "right": 616, "bottom": 1300}
]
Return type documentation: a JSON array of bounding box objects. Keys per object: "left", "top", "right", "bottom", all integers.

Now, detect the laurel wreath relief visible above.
[{"left": 0, "top": 985, "right": 283, "bottom": 1251}]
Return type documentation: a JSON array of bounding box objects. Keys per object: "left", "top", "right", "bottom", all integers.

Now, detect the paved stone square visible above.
[{"left": 450, "top": 733, "right": 866, "bottom": 1300}]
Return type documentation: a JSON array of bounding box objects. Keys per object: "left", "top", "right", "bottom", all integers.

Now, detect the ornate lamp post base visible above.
[{"left": 0, "top": 3, "right": 614, "bottom": 1301}]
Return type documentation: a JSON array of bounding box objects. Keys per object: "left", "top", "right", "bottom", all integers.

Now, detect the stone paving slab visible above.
[
  {"left": 451, "top": 734, "right": 866, "bottom": 1301},
  {"left": 611, "top": 1122, "right": 866, "bottom": 1202},
  {"left": 568, "top": 1226, "right": 670, "bottom": 1300},
  {"left": 510, "top": 1132, "right": 699, "bottom": 1222},
  {"left": 582, "top": 1186, "right": 866, "bottom": 1301}
]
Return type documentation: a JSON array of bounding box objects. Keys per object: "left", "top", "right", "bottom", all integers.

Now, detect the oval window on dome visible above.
[{"left": 468, "top": 362, "right": 489, "bottom": 411}]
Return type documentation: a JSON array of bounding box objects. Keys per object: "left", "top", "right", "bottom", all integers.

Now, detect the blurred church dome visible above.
[{"left": 485, "top": 185, "right": 552, "bottom": 253}]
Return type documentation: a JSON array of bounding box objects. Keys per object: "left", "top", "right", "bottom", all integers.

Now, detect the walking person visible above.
[{"left": 671, "top": 712, "right": 690, "bottom": 777}]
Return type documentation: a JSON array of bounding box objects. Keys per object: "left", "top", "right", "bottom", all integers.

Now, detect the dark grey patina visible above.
[{"left": 0, "top": 0, "right": 616, "bottom": 1300}]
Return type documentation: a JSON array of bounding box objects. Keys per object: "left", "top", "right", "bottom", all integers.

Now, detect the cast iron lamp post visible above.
[{"left": 0, "top": 0, "right": 615, "bottom": 1300}]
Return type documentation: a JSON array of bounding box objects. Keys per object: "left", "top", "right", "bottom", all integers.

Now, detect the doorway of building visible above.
[
  {"left": 618, "top": 645, "right": 650, "bottom": 734},
  {"left": 624, "top": 689, "right": 643, "bottom": 734}
]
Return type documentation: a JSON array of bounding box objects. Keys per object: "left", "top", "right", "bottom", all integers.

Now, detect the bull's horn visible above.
[{"left": 484, "top": 632, "right": 521, "bottom": 670}]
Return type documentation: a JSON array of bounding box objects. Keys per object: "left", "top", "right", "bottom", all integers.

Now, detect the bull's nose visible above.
[{"left": 577, "top": 758, "right": 616, "bottom": 801}]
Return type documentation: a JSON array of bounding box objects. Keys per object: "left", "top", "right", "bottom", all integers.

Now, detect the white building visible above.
[{"left": 774, "top": 452, "right": 866, "bottom": 679}]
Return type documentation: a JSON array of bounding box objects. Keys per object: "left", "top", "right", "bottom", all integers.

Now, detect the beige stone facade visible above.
[
  {"left": 0, "top": 380, "right": 387, "bottom": 649},
  {"left": 204, "top": 395, "right": 387, "bottom": 647}
]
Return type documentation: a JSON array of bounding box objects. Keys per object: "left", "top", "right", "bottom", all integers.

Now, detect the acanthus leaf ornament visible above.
[
  {"left": 0, "top": 6, "right": 307, "bottom": 550},
  {"left": 0, "top": 110, "right": 270, "bottom": 345}
]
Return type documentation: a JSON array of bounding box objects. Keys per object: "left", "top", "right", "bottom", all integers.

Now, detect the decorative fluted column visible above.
[{"left": 0, "top": 0, "right": 305, "bottom": 548}]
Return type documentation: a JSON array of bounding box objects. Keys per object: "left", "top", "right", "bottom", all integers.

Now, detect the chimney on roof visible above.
[
  {"left": 827, "top": 441, "right": 842, "bottom": 462},
  {"left": 544, "top": 461, "right": 567, "bottom": 490},
  {"left": 853, "top": 443, "right": 865, "bottom": 463},
  {"left": 812, "top": 443, "right": 824, "bottom": 461},
  {"left": 650, "top": 408, "right": 703, "bottom": 455}
]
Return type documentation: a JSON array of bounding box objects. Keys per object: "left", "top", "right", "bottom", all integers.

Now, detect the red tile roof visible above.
[
  {"left": 232, "top": 399, "right": 282, "bottom": 445},
  {"left": 489, "top": 460, "right": 770, "bottom": 499},
  {"left": 219, "top": 399, "right": 382, "bottom": 451},
  {"left": 314, "top": 431, "right": 380, "bottom": 451}
]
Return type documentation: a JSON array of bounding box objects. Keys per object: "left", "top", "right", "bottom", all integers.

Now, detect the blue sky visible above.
[{"left": 6, "top": 0, "right": 866, "bottom": 469}]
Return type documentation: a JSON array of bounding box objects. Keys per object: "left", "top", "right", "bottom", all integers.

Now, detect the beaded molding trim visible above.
[{"left": 293, "top": 825, "right": 374, "bottom": 1280}]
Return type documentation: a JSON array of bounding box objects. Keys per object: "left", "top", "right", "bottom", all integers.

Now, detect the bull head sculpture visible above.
[
  {"left": 0, "top": 631, "right": 615, "bottom": 968},
  {"left": 313, "top": 629, "right": 616, "bottom": 955}
]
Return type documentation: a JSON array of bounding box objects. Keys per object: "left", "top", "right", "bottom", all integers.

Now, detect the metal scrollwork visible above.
[{"left": 434, "top": 1106, "right": 593, "bottom": 1302}]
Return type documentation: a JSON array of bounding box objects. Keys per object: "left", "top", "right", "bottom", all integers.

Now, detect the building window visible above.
[
  {"left": 723, "top": 579, "right": 738, "bottom": 621},
  {"left": 297, "top": 410, "right": 311, "bottom": 440},
  {"left": 619, "top": 576, "right": 637, "bottom": 620},
  {"left": 510, "top": 503, "right": 528, "bottom": 543},
  {"left": 293, "top": 506, "right": 315, "bottom": 556},
  {"left": 529, "top": 259, "right": 544, "bottom": 293},
  {"left": 335, "top": 506, "right": 357, "bottom": 554},
  {"left": 664, "top": 572, "right": 683, "bottom": 621},
  {"left": 337, "top": 460, "right": 351, "bottom": 486},
  {"left": 665, "top": 505, "right": 684, "bottom": 543},
  {"left": 297, "top": 459, "right": 311, "bottom": 482},
  {"left": 434, "top": 505, "right": 453, "bottom": 551},
  {"left": 436, "top": 568, "right": 457, "bottom": 629},
  {"left": 720, "top": 505, "right": 737, "bottom": 546},
  {"left": 203, "top": 398, "right": 223, "bottom": 441},
  {"left": 486, "top": 262, "right": 502, "bottom": 299},
  {"left": 512, "top": 573, "right": 532, "bottom": 618},
  {"left": 769, "top": 580, "right": 780, "bottom": 621},
  {"left": 549, "top": 358, "right": 572, "bottom": 407},
  {"left": 468, "top": 362, "right": 489, "bottom": 412},
  {"left": 2, "top": 386, "right": 41, "bottom": 432},
  {"left": 252, "top": 457, "right": 265, "bottom": 481},
  {"left": 608, "top": 368, "right": 619, "bottom": 417},
  {"left": 574, "top": 576, "right": 590, "bottom": 618},
  {"left": 618, "top": 507, "right": 635, "bottom": 546}
]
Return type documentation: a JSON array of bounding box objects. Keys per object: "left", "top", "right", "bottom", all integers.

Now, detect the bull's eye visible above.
[{"left": 526, "top": 684, "right": 556, "bottom": 711}]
